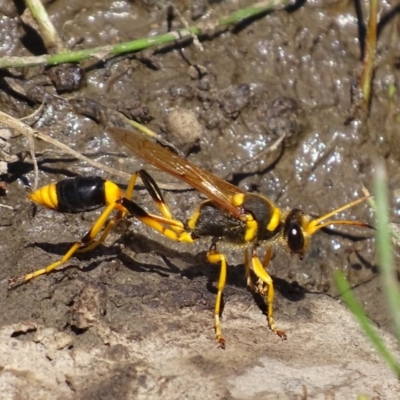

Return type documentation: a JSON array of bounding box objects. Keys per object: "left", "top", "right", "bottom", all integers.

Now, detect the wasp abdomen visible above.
[
  {"left": 29, "top": 176, "right": 123, "bottom": 213},
  {"left": 55, "top": 176, "right": 106, "bottom": 213},
  {"left": 29, "top": 176, "right": 107, "bottom": 213}
]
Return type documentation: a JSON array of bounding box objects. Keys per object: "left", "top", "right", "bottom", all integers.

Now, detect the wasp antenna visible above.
[
  {"left": 313, "top": 220, "right": 375, "bottom": 231},
  {"left": 307, "top": 194, "right": 372, "bottom": 235}
]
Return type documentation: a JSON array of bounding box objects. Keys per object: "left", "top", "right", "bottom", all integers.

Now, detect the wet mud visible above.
[{"left": 1, "top": 1, "right": 400, "bottom": 398}]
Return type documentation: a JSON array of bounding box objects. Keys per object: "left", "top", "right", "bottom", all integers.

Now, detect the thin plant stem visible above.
[
  {"left": 360, "top": 0, "right": 378, "bottom": 109},
  {"left": 25, "top": 0, "right": 64, "bottom": 52},
  {"left": 0, "top": 0, "right": 293, "bottom": 69}
]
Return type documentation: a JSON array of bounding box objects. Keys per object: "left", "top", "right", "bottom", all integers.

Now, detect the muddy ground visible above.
[{"left": 0, "top": 0, "right": 400, "bottom": 399}]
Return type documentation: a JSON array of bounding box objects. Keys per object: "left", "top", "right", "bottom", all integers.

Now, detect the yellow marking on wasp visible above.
[
  {"left": 244, "top": 214, "right": 257, "bottom": 242},
  {"left": 178, "top": 232, "right": 193, "bottom": 242},
  {"left": 232, "top": 193, "right": 244, "bottom": 206},
  {"left": 267, "top": 207, "right": 281, "bottom": 231},
  {"left": 187, "top": 208, "right": 201, "bottom": 230},
  {"left": 104, "top": 180, "right": 123, "bottom": 205},
  {"left": 29, "top": 183, "right": 58, "bottom": 210}
]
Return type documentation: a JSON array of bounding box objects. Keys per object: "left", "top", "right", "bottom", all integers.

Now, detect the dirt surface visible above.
[{"left": 1, "top": 0, "right": 400, "bottom": 398}]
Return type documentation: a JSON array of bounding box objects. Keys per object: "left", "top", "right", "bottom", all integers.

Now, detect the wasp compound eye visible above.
[
  {"left": 287, "top": 222, "right": 304, "bottom": 253},
  {"left": 284, "top": 209, "right": 305, "bottom": 254}
]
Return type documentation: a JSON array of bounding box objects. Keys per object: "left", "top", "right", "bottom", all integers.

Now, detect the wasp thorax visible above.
[{"left": 283, "top": 209, "right": 306, "bottom": 255}]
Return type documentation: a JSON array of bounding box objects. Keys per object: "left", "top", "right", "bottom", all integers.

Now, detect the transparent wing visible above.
[{"left": 108, "top": 127, "right": 244, "bottom": 218}]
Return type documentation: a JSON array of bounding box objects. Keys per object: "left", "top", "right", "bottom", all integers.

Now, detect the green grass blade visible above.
[
  {"left": 374, "top": 162, "right": 400, "bottom": 346},
  {"left": 335, "top": 161, "right": 400, "bottom": 378},
  {"left": 334, "top": 272, "right": 400, "bottom": 378}
]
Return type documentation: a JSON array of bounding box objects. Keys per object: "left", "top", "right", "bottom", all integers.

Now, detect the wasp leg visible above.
[
  {"left": 79, "top": 169, "right": 186, "bottom": 254},
  {"left": 245, "top": 247, "right": 272, "bottom": 295},
  {"left": 8, "top": 201, "right": 121, "bottom": 289},
  {"left": 138, "top": 169, "right": 184, "bottom": 234},
  {"left": 76, "top": 209, "right": 124, "bottom": 254},
  {"left": 250, "top": 248, "right": 286, "bottom": 340},
  {"left": 84, "top": 168, "right": 186, "bottom": 254},
  {"left": 125, "top": 171, "right": 139, "bottom": 200},
  {"left": 262, "top": 246, "right": 272, "bottom": 268},
  {"left": 244, "top": 247, "right": 257, "bottom": 292},
  {"left": 255, "top": 247, "right": 273, "bottom": 295},
  {"left": 77, "top": 171, "right": 141, "bottom": 254},
  {"left": 121, "top": 198, "right": 193, "bottom": 243},
  {"left": 207, "top": 243, "right": 227, "bottom": 349}
]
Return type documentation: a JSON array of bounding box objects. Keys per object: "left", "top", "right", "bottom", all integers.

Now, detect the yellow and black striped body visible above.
[{"left": 29, "top": 176, "right": 123, "bottom": 213}]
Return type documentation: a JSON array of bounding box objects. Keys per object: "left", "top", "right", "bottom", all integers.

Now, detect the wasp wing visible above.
[{"left": 108, "top": 127, "right": 244, "bottom": 218}]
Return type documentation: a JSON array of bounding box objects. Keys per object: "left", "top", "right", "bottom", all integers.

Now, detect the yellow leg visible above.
[
  {"left": 78, "top": 172, "right": 141, "bottom": 254},
  {"left": 121, "top": 198, "right": 191, "bottom": 243},
  {"left": 77, "top": 210, "right": 125, "bottom": 254},
  {"left": 138, "top": 170, "right": 183, "bottom": 234},
  {"left": 72, "top": 169, "right": 188, "bottom": 253},
  {"left": 254, "top": 247, "right": 273, "bottom": 295},
  {"left": 245, "top": 247, "right": 272, "bottom": 294},
  {"left": 84, "top": 169, "right": 187, "bottom": 252},
  {"left": 207, "top": 243, "right": 227, "bottom": 349},
  {"left": 125, "top": 171, "right": 139, "bottom": 200},
  {"left": 8, "top": 201, "right": 120, "bottom": 289},
  {"left": 250, "top": 249, "right": 286, "bottom": 340}
]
